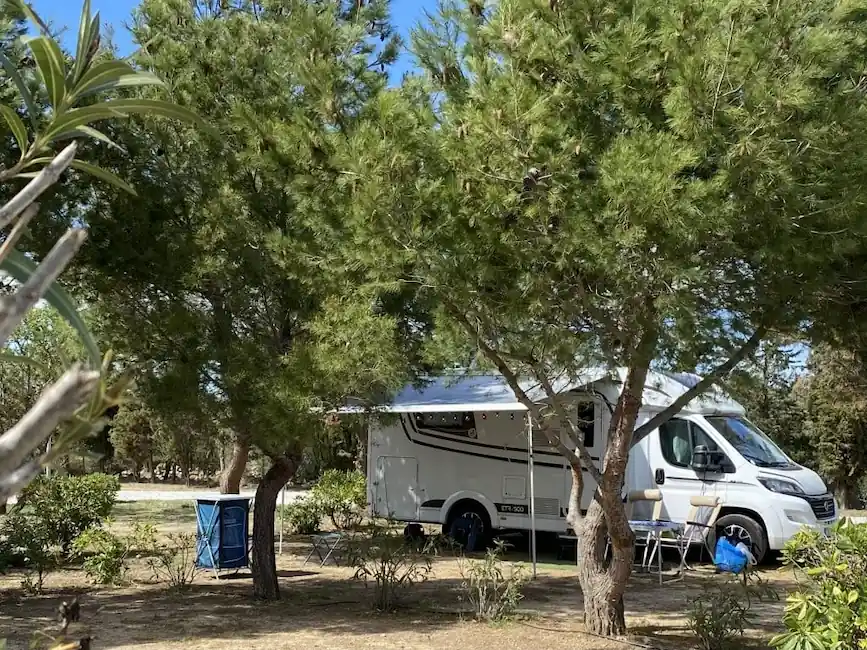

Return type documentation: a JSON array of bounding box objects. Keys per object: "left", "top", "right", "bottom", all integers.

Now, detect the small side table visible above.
[
  {"left": 629, "top": 520, "right": 684, "bottom": 585},
  {"left": 303, "top": 532, "right": 344, "bottom": 567}
]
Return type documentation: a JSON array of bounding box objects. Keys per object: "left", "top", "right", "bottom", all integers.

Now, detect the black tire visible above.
[
  {"left": 444, "top": 501, "right": 491, "bottom": 552},
  {"left": 712, "top": 513, "right": 768, "bottom": 564}
]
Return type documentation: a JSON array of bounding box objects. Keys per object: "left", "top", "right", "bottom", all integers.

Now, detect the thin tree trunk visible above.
[
  {"left": 576, "top": 362, "right": 648, "bottom": 636},
  {"left": 837, "top": 482, "right": 860, "bottom": 510},
  {"left": 353, "top": 422, "right": 367, "bottom": 474},
  {"left": 162, "top": 462, "right": 172, "bottom": 482},
  {"left": 566, "top": 462, "right": 584, "bottom": 533},
  {"left": 220, "top": 436, "right": 249, "bottom": 494},
  {"left": 252, "top": 456, "right": 296, "bottom": 600}
]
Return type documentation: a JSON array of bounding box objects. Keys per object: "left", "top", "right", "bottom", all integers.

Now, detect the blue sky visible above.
[{"left": 31, "top": 0, "right": 436, "bottom": 79}]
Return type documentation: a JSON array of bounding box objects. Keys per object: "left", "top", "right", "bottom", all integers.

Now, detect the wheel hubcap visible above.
[
  {"left": 723, "top": 524, "right": 753, "bottom": 549},
  {"left": 462, "top": 512, "right": 485, "bottom": 534}
]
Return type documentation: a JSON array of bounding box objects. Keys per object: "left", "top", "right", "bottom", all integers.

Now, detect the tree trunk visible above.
[
  {"left": 576, "top": 362, "right": 649, "bottom": 636},
  {"left": 220, "top": 436, "right": 250, "bottom": 494},
  {"left": 252, "top": 456, "right": 296, "bottom": 600},
  {"left": 566, "top": 462, "right": 584, "bottom": 534},
  {"left": 353, "top": 422, "right": 367, "bottom": 474},
  {"left": 162, "top": 462, "right": 172, "bottom": 482},
  {"left": 0, "top": 499, "right": 6, "bottom": 515},
  {"left": 837, "top": 482, "right": 860, "bottom": 510}
]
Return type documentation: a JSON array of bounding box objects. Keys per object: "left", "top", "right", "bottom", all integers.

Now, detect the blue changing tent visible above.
[{"left": 195, "top": 495, "right": 251, "bottom": 575}]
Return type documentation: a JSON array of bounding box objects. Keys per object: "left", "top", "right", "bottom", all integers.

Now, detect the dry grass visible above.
[{"left": 0, "top": 501, "right": 795, "bottom": 650}]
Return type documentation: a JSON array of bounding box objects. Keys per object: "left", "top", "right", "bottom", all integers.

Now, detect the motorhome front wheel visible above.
[{"left": 712, "top": 513, "right": 768, "bottom": 564}]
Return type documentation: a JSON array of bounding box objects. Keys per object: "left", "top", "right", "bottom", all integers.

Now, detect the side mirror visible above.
[
  {"left": 693, "top": 445, "right": 730, "bottom": 473},
  {"left": 691, "top": 445, "right": 710, "bottom": 472},
  {"left": 719, "top": 456, "right": 736, "bottom": 474}
]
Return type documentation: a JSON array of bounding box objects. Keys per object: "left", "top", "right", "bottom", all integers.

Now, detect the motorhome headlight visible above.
[{"left": 758, "top": 476, "right": 806, "bottom": 496}]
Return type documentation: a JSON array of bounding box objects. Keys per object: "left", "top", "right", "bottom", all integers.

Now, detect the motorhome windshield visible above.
[{"left": 706, "top": 416, "right": 793, "bottom": 468}]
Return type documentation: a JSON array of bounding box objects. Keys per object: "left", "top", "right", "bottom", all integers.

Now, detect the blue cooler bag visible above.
[{"left": 713, "top": 537, "right": 748, "bottom": 574}]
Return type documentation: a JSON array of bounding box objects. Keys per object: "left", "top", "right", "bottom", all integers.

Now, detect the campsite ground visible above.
[{"left": 0, "top": 499, "right": 795, "bottom": 650}]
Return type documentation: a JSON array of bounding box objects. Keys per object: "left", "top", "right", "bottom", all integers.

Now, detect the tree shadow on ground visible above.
[{"left": 0, "top": 556, "right": 787, "bottom": 650}]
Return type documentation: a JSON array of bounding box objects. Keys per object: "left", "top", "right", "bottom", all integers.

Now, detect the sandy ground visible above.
[{"left": 0, "top": 501, "right": 794, "bottom": 650}]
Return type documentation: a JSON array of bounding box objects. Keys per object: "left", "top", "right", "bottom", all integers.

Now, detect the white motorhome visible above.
[{"left": 366, "top": 370, "right": 836, "bottom": 562}]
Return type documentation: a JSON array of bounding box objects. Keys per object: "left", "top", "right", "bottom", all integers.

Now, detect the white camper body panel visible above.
[{"left": 366, "top": 371, "right": 836, "bottom": 551}]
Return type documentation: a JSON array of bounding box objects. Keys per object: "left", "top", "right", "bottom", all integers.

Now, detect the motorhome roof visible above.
[{"left": 372, "top": 369, "right": 745, "bottom": 416}]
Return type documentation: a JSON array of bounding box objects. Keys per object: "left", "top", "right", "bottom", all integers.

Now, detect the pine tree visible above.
[
  {"left": 799, "top": 346, "right": 867, "bottom": 509},
  {"left": 63, "top": 0, "right": 418, "bottom": 600},
  {"left": 344, "top": 0, "right": 867, "bottom": 634}
]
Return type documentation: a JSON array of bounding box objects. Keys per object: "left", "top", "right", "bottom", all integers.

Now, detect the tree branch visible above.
[
  {"left": 444, "top": 301, "right": 603, "bottom": 485},
  {"left": 0, "top": 228, "right": 88, "bottom": 347},
  {"left": 530, "top": 361, "right": 604, "bottom": 484},
  {"left": 0, "top": 143, "right": 78, "bottom": 229},
  {"left": 0, "top": 201, "right": 39, "bottom": 263},
  {"left": 632, "top": 325, "right": 767, "bottom": 445},
  {"left": 0, "top": 365, "right": 100, "bottom": 479},
  {"left": 0, "top": 458, "right": 41, "bottom": 503}
]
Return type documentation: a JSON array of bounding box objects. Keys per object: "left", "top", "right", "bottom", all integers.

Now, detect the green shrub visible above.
[
  {"left": 687, "top": 564, "right": 777, "bottom": 650},
  {"left": 147, "top": 532, "right": 199, "bottom": 590},
  {"left": 772, "top": 520, "right": 867, "bottom": 650},
  {"left": 458, "top": 540, "right": 527, "bottom": 621},
  {"left": 348, "top": 524, "right": 433, "bottom": 611},
  {"left": 280, "top": 498, "right": 324, "bottom": 535},
  {"left": 73, "top": 522, "right": 158, "bottom": 585},
  {"left": 311, "top": 469, "right": 366, "bottom": 530},
  {"left": 0, "top": 512, "right": 58, "bottom": 593},
  {"left": 16, "top": 474, "right": 119, "bottom": 554},
  {"left": 688, "top": 584, "right": 753, "bottom": 650}
]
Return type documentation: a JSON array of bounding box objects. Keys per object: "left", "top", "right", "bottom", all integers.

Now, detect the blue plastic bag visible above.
[{"left": 713, "top": 537, "right": 748, "bottom": 574}]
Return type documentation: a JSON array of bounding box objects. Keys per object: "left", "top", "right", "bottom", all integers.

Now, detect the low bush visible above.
[
  {"left": 458, "top": 540, "right": 527, "bottom": 621},
  {"left": 73, "top": 522, "right": 158, "bottom": 585},
  {"left": 772, "top": 520, "right": 867, "bottom": 650},
  {"left": 688, "top": 564, "right": 777, "bottom": 650},
  {"left": 147, "top": 532, "right": 199, "bottom": 589},
  {"left": 280, "top": 497, "right": 324, "bottom": 535},
  {"left": 16, "top": 473, "right": 119, "bottom": 554},
  {"left": 311, "top": 469, "right": 366, "bottom": 530},
  {"left": 0, "top": 511, "right": 58, "bottom": 593},
  {"left": 348, "top": 524, "right": 433, "bottom": 611},
  {"left": 688, "top": 584, "right": 753, "bottom": 650}
]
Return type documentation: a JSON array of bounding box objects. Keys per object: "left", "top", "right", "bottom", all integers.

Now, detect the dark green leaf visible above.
[
  {"left": 24, "top": 35, "right": 67, "bottom": 109},
  {"left": 0, "top": 249, "right": 101, "bottom": 368},
  {"left": 72, "top": 0, "right": 93, "bottom": 84},
  {"left": 75, "top": 72, "right": 165, "bottom": 101},
  {"left": 0, "top": 52, "right": 37, "bottom": 129},
  {"left": 12, "top": 0, "right": 51, "bottom": 37},
  {"left": 0, "top": 351, "right": 49, "bottom": 373},
  {"left": 45, "top": 99, "right": 208, "bottom": 143},
  {"left": 69, "top": 60, "right": 137, "bottom": 101},
  {"left": 69, "top": 160, "right": 137, "bottom": 195},
  {"left": 73, "top": 125, "right": 124, "bottom": 152},
  {"left": 0, "top": 105, "right": 29, "bottom": 158}
]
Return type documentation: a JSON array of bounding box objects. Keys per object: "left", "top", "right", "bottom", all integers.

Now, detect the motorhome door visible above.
[
  {"left": 651, "top": 419, "right": 725, "bottom": 522},
  {"left": 374, "top": 456, "right": 419, "bottom": 521}
]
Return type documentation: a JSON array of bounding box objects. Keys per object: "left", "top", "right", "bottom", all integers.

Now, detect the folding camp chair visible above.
[
  {"left": 650, "top": 495, "right": 722, "bottom": 576},
  {"left": 605, "top": 489, "right": 664, "bottom": 563}
]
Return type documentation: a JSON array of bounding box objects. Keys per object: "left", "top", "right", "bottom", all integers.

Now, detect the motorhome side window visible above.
[
  {"left": 659, "top": 419, "right": 718, "bottom": 468},
  {"left": 414, "top": 412, "right": 477, "bottom": 438},
  {"left": 577, "top": 401, "right": 594, "bottom": 447}
]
